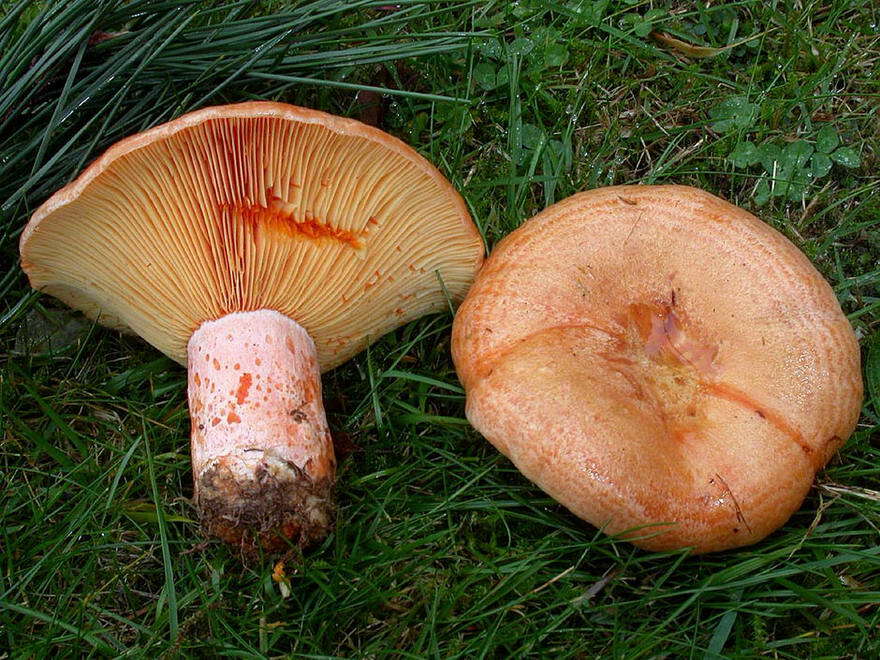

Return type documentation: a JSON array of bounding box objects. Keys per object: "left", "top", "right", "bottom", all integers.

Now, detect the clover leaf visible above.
[
  {"left": 710, "top": 96, "right": 758, "bottom": 133},
  {"left": 816, "top": 125, "right": 840, "bottom": 154},
  {"left": 831, "top": 147, "right": 861, "bottom": 168}
]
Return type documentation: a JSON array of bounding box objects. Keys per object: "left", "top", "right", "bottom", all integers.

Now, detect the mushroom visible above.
[
  {"left": 452, "top": 185, "right": 862, "bottom": 553},
  {"left": 20, "top": 101, "right": 484, "bottom": 553}
]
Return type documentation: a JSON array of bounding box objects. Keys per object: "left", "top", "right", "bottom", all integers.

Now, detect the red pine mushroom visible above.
[
  {"left": 452, "top": 185, "right": 862, "bottom": 553},
  {"left": 21, "top": 101, "right": 484, "bottom": 553}
]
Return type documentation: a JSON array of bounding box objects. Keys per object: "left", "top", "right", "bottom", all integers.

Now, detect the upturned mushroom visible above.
[
  {"left": 452, "top": 185, "right": 861, "bottom": 553},
  {"left": 21, "top": 101, "right": 484, "bottom": 552}
]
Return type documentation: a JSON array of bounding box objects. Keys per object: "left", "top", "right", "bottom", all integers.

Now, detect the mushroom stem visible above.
[{"left": 187, "top": 309, "right": 335, "bottom": 552}]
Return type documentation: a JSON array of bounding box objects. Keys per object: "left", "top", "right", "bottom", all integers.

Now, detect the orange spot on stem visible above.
[{"left": 236, "top": 373, "right": 253, "bottom": 404}]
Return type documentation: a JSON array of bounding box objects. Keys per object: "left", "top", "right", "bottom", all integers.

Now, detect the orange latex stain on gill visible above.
[
  {"left": 218, "top": 189, "right": 379, "bottom": 249},
  {"left": 236, "top": 373, "right": 253, "bottom": 404}
]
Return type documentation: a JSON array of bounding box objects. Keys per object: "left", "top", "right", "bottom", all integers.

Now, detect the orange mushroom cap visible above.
[
  {"left": 452, "top": 185, "right": 862, "bottom": 554},
  {"left": 20, "top": 101, "right": 484, "bottom": 371}
]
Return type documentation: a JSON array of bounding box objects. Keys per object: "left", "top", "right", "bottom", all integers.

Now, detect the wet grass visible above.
[{"left": 1, "top": 0, "right": 879, "bottom": 656}]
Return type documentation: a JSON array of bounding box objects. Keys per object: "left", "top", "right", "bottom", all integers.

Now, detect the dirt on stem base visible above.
[{"left": 196, "top": 452, "right": 334, "bottom": 555}]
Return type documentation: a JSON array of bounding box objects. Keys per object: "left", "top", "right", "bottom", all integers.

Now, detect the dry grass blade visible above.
[{"left": 651, "top": 30, "right": 768, "bottom": 58}]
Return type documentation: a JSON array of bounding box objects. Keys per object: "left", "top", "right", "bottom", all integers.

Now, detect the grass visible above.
[{"left": 1, "top": 0, "right": 879, "bottom": 656}]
